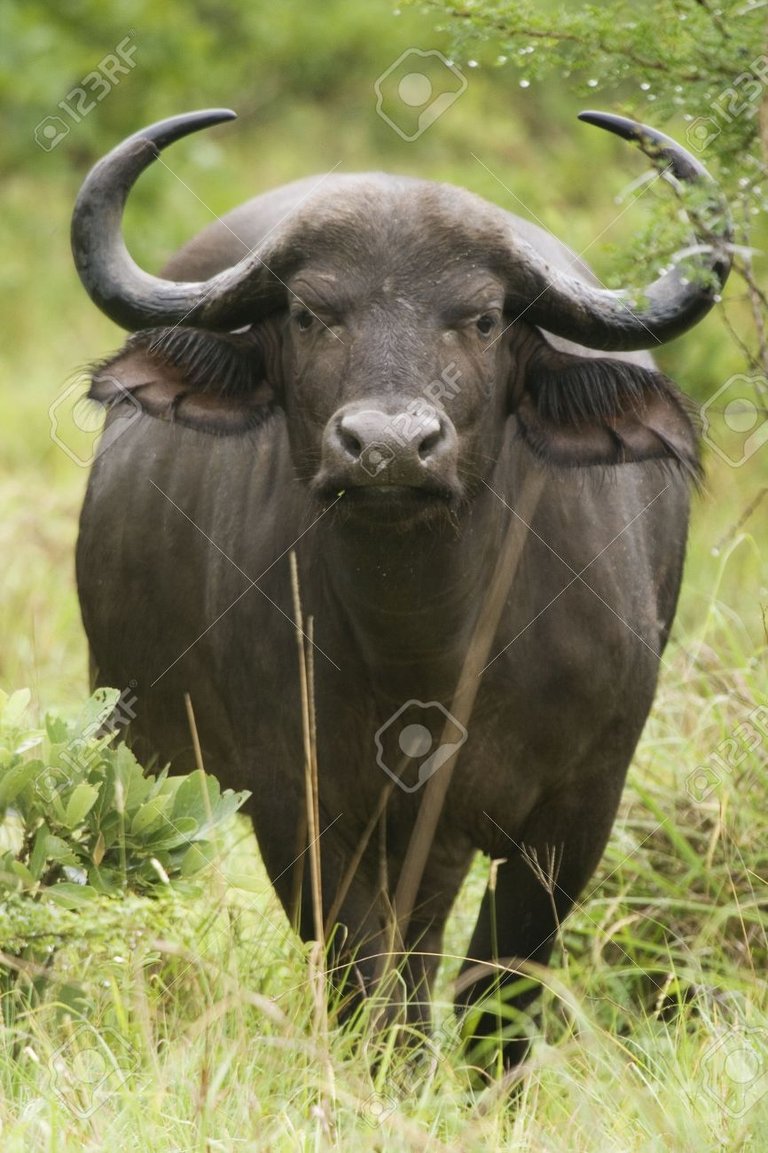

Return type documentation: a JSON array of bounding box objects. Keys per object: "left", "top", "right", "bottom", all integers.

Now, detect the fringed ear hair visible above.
[
  {"left": 89, "top": 327, "right": 276, "bottom": 435},
  {"left": 515, "top": 344, "right": 700, "bottom": 478}
]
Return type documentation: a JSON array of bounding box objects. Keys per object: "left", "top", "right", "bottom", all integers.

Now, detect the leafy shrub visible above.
[{"left": 0, "top": 686, "right": 248, "bottom": 961}]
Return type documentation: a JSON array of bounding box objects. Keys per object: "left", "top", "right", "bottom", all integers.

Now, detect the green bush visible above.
[
  {"left": 420, "top": 0, "right": 768, "bottom": 374},
  {"left": 0, "top": 686, "right": 248, "bottom": 944}
]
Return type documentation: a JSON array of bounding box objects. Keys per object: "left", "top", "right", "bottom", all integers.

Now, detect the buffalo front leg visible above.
[
  {"left": 456, "top": 779, "right": 625, "bottom": 1073},
  {"left": 282, "top": 834, "right": 423, "bottom": 1029},
  {"left": 321, "top": 884, "right": 458, "bottom": 1036}
]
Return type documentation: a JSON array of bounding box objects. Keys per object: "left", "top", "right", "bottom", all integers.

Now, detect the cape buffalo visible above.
[{"left": 71, "top": 109, "right": 730, "bottom": 1071}]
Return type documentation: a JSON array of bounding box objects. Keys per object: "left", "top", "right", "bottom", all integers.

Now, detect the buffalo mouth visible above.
[{"left": 315, "top": 478, "right": 458, "bottom": 522}]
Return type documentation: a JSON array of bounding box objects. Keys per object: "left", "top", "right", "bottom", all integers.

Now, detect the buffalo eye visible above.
[
  {"left": 293, "top": 308, "right": 315, "bottom": 332},
  {"left": 476, "top": 314, "right": 496, "bottom": 336}
]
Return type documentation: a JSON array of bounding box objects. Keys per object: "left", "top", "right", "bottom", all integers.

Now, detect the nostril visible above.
[
  {"left": 417, "top": 423, "right": 445, "bottom": 461},
  {"left": 339, "top": 425, "right": 363, "bottom": 460}
]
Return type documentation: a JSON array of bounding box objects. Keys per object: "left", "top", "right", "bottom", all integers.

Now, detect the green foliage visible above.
[
  {"left": 420, "top": 0, "right": 768, "bottom": 371},
  {"left": 428, "top": 0, "right": 765, "bottom": 171},
  {"left": 0, "top": 0, "right": 425, "bottom": 170},
  {"left": 0, "top": 686, "right": 249, "bottom": 912}
]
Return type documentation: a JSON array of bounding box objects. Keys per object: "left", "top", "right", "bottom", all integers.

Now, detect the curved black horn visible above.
[
  {"left": 509, "top": 111, "right": 732, "bottom": 351},
  {"left": 71, "top": 109, "right": 286, "bottom": 332}
]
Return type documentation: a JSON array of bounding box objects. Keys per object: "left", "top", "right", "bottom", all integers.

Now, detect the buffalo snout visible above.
[{"left": 320, "top": 403, "right": 459, "bottom": 493}]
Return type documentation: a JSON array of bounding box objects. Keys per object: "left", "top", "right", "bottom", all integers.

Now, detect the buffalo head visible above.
[{"left": 72, "top": 109, "right": 731, "bottom": 522}]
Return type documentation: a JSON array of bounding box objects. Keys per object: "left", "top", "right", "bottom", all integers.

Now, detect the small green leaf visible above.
[
  {"left": 44, "top": 883, "right": 99, "bottom": 909},
  {"left": 45, "top": 714, "right": 70, "bottom": 744},
  {"left": 195, "top": 789, "right": 250, "bottom": 838},
  {"left": 28, "top": 824, "right": 51, "bottom": 880},
  {"left": 114, "top": 743, "right": 153, "bottom": 811},
  {"left": 88, "top": 864, "right": 123, "bottom": 895},
  {"left": 0, "top": 809, "right": 24, "bottom": 855},
  {"left": 8, "top": 860, "right": 34, "bottom": 888},
  {"left": 172, "top": 773, "right": 215, "bottom": 823},
  {"left": 63, "top": 782, "right": 100, "bottom": 828},
  {"left": 130, "top": 795, "right": 172, "bottom": 837},
  {"left": 44, "top": 834, "right": 78, "bottom": 864},
  {"left": 92, "top": 830, "right": 106, "bottom": 866},
  {"left": 0, "top": 760, "right": 39, "bottom": 808},
  {"left": 180, "top": 843, "right": 214, "bottom": 876},
  {"left": 73, "top": 688, "right": 120, "bottom": 738},
  {"left": 143, "top": 816, "right": 198, "bottom": 850},
  {"left": 1, "top": 689, "right": 31, "bottom": 728}
]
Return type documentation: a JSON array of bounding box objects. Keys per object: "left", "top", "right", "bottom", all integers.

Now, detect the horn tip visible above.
[
  {"left": 206, "top": 108, "right": 238, "bottom": 123},
  {"left": 577, "top": 110, "right": 638, "bottom": 142},
  {"left": 127, "top": 108, "right": 239, "bottom": 154}
]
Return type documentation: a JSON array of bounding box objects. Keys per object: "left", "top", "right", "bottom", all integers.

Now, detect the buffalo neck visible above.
[{"left": 313, "top": 486, "right": 507, "bottom": 701}]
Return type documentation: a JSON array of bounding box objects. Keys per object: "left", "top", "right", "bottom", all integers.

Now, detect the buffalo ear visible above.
[
  {"left": 514, "top": 343, "right": 700, "bottom": 476},
  {"left": 89, "top": 326, "right": 276, "bottom": 434}
]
